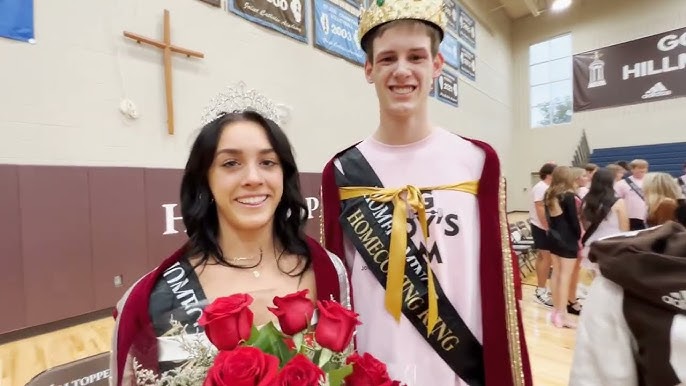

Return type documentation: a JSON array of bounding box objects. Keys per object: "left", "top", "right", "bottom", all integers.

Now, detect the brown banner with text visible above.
[{"left": 573, "top": 27, "right": 686, "bottom": 112}]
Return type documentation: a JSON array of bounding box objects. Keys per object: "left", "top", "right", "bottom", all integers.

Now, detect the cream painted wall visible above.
[
  {"left": 508, "top": 0, "right": 686, "bottom": 210},
  {"left": 0, "top": 0, "right": 514, "bottom": 177}
]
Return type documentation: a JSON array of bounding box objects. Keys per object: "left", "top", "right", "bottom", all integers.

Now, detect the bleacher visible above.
[{"left": 588, "top": 142, "right": 686, "bottom": 177}]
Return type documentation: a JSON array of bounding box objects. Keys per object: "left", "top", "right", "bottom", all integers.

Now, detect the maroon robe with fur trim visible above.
[
  {"left": 109, "top": 237, "right": 349, "bottom": 386},
  {"left": 321, "top": 137, "right": 532, "bottom": 386}
]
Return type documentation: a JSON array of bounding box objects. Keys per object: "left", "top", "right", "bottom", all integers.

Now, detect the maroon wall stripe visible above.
[
  {"left": 0, "top": 164, "right": 323, "bottom": 335},
  {"left": 0, "top": 165, "right": 26, "bottom": 333}
]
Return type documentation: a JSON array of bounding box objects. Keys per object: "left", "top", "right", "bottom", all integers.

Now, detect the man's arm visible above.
[
  {"left": 616, "top": 199, "right": 630, "bottom": 232},
  {"left": 535, "top": 201, "right": 548, "bottom": 229}
]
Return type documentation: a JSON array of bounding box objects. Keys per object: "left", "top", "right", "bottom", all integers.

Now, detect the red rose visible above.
[
  {"left": 314, "top": 300, "right": 360, "bottom": 352},
  {"left": 198, "top": 293, "right": 254, "bottom": 350},
  {"left": 268, "top": 289, "right": 315, "bottom": 335},
  {"left": 345, "top": 352, "right": 400, "bottom": 386},
  {"left": 269, "top": 354, "right": 324, "bottom": 386},
  {"left": 203, "top": 346, "right": 279, "bottom": 386}
]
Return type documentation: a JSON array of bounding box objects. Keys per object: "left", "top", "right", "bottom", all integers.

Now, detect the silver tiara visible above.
[{"left": 200, "top": 81, "right": 285, "bottom": 126}]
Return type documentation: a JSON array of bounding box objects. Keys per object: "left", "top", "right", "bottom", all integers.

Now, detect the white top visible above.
[
  {"left": 571, "top": 268, "right": 686, "bottom": 385},
  {"left": 529, "top": 180, "right": 548, "bottom": 229}
]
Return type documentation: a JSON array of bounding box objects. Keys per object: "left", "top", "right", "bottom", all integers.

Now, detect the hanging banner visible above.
[
  {"left": 443, "top": 0, "right": 459, "bottom": 38},
  {"left": 573, "top": 27, "right": 686, "bottom": 112},
  {"left": 457, "top": 7, "right": 475, "bottom": 49},
  {"left": 312, "top": 0, "right": 365, "bottom": 66},
  {"left": 228, "top": 0, "right": 308, "bottom": 43},
  {"left": 198, "top": 0, "right": 221, "bottom": 6},
  {"left": 440, "top": 32, "right": 459, "bottom": 70},
  {"left": 436, "top": 70, "right": 459, "bottom": 107},
  {"left": 0, "top": 0, "right": 34, "bottom": 43},
  {"left": 457, "top": 41, "right": 475, "bottom": 81}
]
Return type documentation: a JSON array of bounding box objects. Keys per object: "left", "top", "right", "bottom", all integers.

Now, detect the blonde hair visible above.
[
  {"left": 643, "top": 172, "right": 682, "bottom": 216},
  {"left": 630, "top": 159, "right": 649, "bottom": 169},
  {"left": 570, "top": 167, "right": 586, "bottom": 188},
  {"left": 544, "top": 166, "right": 576, "bottom": 211},
  {"left": 606, "top": 163, "right": 625, "bottom": 179}
]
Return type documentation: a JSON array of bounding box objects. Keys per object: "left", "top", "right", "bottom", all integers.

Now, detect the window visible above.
[{"left": 529, "top": 33, "right": 572, "bottom": 128}]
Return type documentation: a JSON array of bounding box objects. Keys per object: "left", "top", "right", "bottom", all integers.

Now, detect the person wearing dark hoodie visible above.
[{"left": 569, "top": 221, "right": 686, "bottom": 386}]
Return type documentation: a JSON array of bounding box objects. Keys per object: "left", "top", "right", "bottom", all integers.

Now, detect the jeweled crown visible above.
[
  {"left": 200, "top": 81, "right": 283, "bottom": 126},
  {"left": 358, "top": 0, "right": 446, "bottom": 49}
]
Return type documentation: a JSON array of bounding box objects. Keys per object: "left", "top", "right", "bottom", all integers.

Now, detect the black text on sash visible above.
[{"left": 335, "top": 148, "right": 485, "bottom": 386}]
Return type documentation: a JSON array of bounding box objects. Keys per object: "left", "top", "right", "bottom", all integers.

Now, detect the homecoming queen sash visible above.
[{"left": 335, "top": 148, "right": 486, "bottom": 386}]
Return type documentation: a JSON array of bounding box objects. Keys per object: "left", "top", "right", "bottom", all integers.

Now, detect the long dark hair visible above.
[
  {"left": 179, "top": 110, "right": 311, "bottom": 275},
  {"left": 581, "top": 167, "right": 616, "bottom": 225}
]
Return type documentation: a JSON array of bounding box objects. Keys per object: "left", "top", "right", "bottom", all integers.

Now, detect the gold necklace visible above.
[{"left": 227, "top": 248, "right": 263, "bottom": 278}]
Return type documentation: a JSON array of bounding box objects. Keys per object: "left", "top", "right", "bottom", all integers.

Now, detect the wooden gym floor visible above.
[{"left": 0, "top": 215, "right": 578, "bottom": 386}]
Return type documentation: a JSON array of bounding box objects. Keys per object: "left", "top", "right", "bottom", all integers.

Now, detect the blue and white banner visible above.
[
  {"left": 442, "top": 0, "right": 459, "bottom": 38},
  {"left": 313, "top": 0, "right": 365, "bottom": 66},
  {"left": 439, "top": 32, "right": 459, "bottom": 70},
  {"left": 436, "top": 69, "right": 458, "bottom": 107},
  {"left": 457, "top": 41, "right": 475, "bottom": 81},
  {"left": 228, "top": 0, "right": 308, "bottom": 43},
  {"left": 458, "top": 7, "right": 476, "bottom": 49},
  {"left": 0, "top": 0, "right": 34, "bottom": 43}
]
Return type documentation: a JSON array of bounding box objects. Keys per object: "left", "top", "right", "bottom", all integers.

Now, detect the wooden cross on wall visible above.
[{"left": 123, "top": 9, "right": 204, "bottom": 135}]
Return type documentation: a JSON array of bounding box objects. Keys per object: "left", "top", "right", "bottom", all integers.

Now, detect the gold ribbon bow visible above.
[{"left": 339, "top": 180, "right": 479, "bottom": 335}]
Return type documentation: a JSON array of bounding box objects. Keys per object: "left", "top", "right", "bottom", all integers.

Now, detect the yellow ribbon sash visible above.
[{"left": 339, "top": 180, "right": 479, "bottom": 335}]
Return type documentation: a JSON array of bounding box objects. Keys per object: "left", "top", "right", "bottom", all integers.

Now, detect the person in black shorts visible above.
[
  {"left": 544, "top": 166, "right": 581, "bottom": 329},
  {"left": 529, "top": 162, "right": 556, "bottom": 307}
]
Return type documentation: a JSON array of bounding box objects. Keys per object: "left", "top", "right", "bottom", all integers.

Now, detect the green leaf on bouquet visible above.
[
  {"left": 326, "top": 364, "right": 353, "bottom": 386},
  {"left": 245, "top": 325, "right": 261, "bottom": 345},
  {"left": 247, "top": 322, "right": 296, "bottom": 367}
]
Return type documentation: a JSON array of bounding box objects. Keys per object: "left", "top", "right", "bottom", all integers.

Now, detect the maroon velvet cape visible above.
[
  {"left": 111, "top": 237, "right": 344, "bottom": 386},
  {"left": 321, "top": 138, "right": 532, "bottom": 386}
]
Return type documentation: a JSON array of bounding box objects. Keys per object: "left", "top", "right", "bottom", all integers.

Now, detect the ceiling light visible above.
[{"left": 551, "top": 0, "right": 572, "bottom": 12}]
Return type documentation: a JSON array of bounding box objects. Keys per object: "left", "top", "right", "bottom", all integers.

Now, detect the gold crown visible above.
[{"left": 358, "top": 0, "right": 446, "bottom": 49}]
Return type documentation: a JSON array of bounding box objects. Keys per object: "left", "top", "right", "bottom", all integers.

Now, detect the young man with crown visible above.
[{"left": 320, "top": 0, "right": 533, "bottom": 385}]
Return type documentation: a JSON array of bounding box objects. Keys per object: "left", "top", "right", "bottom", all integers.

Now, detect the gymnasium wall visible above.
[
  {"left": 507, "top": 0, "right": 686, "bottom": 210},
  {"left": 0, "top": 0, "right": 514, "bottom": 170},
  {"left": 0, "top": 0, "right": 515, "bottom": 334}
]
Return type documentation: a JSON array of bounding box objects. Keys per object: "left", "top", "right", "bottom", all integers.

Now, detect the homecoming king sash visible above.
[{"left": 335, "top": 148, "right": 486, "bottom": 386}]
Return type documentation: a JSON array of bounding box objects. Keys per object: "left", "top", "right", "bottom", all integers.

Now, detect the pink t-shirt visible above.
[
  {"left": 337, "top": 128, "right": 485, "bottom": 386},
  {"left": 529, "top": 180, "right": 548, "bottom": 229},
  {"left": 614, "top": 176, "right": 646, "bottom": 220}
]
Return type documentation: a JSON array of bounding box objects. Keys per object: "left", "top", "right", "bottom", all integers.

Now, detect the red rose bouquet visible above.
[
  {"left": 197, "top": 289, "right": 402, "bottom": 386},
  {"left": 134, "top": 289, "right": 403, "bottom": 386}
]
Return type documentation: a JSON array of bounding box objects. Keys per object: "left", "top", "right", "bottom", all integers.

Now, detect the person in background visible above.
[
  {"left": 606, "top": 164, "right": 626, "bottom": 182},
  {"left": 617, "top": 161, "right": 631, "bottom": 176},
  {"left": 579, "top": 168, "right": 629, "bottom": 277},
  {"left": 544, "top": 166, "right": 582, "bottom": 328},
  {"left": 614, "top": 159, "right": 649, "bottom": 230},
  {"left": 530, "top": 163, "right": 556, "bottom": 307},
  {"left": 572, "top": 167, "right": 590, "bottom": 199},
  {"left": 676, "top": 162, "right": 686, "bottom": 197},
  {"left": 567, "top": 167, "right": 589, "bottom": 313},
  {"left": 643, "top": 172, "right": 686, "bottom": 227},
  {"left": 570, "top": 222, "right": 686, "bottom": 386},
  {"left": 584, "top": 163, "right": 598, "bottom": 179}
]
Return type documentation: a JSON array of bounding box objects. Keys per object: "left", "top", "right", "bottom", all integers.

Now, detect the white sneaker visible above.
[{"left": 534, "top": 288, "right": 553, "bottom": 307}]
